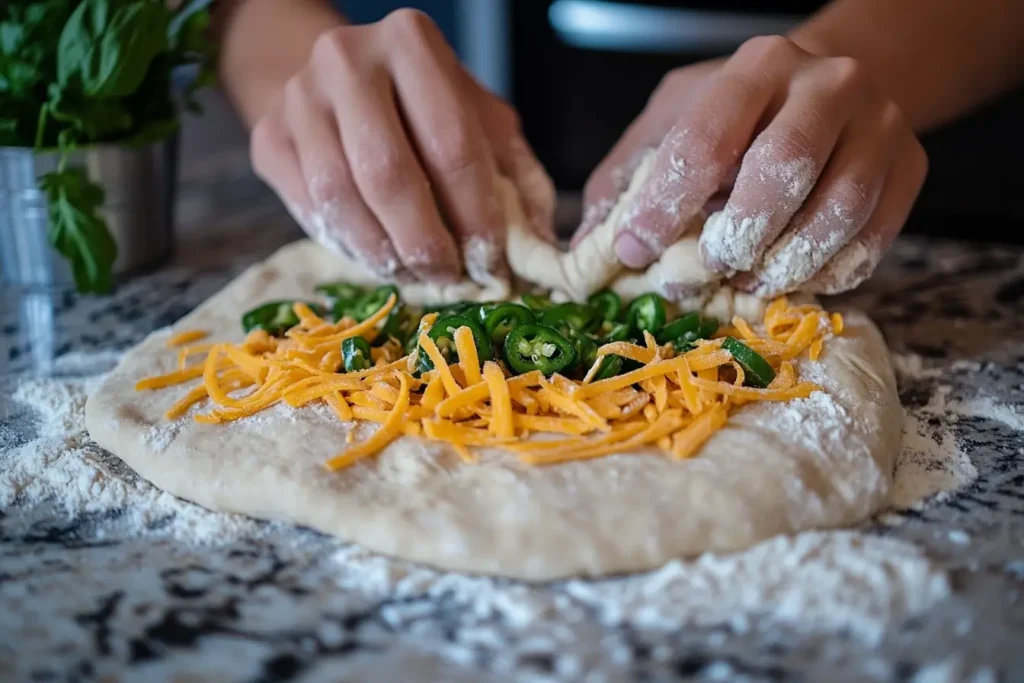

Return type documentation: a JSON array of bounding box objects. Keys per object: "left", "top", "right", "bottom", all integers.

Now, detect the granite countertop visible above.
[{"left": 2, "top": 158, "right": 1024, "bottom": 682}]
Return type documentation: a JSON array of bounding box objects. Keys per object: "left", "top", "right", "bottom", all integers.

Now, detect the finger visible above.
[
  {"left": 250, "top": 110, "right": 314, "bottom": 219},
  {"left": 282, "top": 76, "right": 404, "bottom": 278},
  {"left": 617, "top": 36, "right": 806, "bottom": 269},
  {"left": 738, "top": 99, "right": 896, "bottom": 297},
  {"left": 573, "top": 62, "right": 720, "bottom": 247},
  {"left": 311, "top": 33, "right": 461, "bottom": 283},
  {"left": 388, "top": 16, "right": 508, "bottom": 283},
  {"left": 573, "top": 126, "right": 663, "bottom": 248},
  {"left": 806, "top": 131, "right": 927, "bottom": 294},
  {"left": 459, "top": 66, "right": 557, "bottom": 243},
  {"left": 702, "top": 57, "right": 865, "bottom": 276}
]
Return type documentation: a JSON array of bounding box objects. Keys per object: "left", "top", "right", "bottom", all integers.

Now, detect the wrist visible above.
[{"left": 216, "top": 0, "right": 347, "bottom": 126}]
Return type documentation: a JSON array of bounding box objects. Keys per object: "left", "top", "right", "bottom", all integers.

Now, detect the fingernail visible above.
[{"left": 615, "top": 233, "right": 655, "bottom": 269}]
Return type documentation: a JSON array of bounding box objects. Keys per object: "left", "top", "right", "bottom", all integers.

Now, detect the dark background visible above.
[{"left": 337, "top": 1, "right": 1024, "bottom": 244}]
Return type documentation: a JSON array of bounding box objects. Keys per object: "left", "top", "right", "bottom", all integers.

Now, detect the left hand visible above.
[{"left": 573, "top": 36, "right": 928, "bottom": 298}]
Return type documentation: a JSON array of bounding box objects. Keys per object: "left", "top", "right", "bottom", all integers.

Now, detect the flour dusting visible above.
[
  {"left": 4, "top": 340, "right": 1016, "bottom": 647},
  {"left": 1, "top": 371, "right": 262, "bottom": 544}
]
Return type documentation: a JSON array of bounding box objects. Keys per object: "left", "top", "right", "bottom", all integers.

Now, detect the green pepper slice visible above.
[
  {"left": 314, "top": 282, "right": 365, "bottom": 305},
  {"left": 481, "top": 303, "right": 535, "bottom": 345},
  {"left": 538, "top": 303, "right": 601, "bottom": 334},
  {"left": 521, "top": 293, "right": 554, "bottom": 312},
  {"left": 417, "top": 314, "right": 493, "bottom": 372},
  {"left": 658, "top": 313, "right": 720, "bottom": 351},
  {"left": 424, "top": 302, "right": 476, "bottom": 319},
  {"left": 587, "top": 289, "right": 623, "bottom": 322},
  {"left": 348, "top": 285, "right": 399, "bottom": 322},
  {"left": 722, "top": 337, "right": 776, "bottom": 388},
  {"left": 377, "top": 304, "right": 422, "bottom": 346},
  {"left": 241, "top": 300, "right": 318, "bottom": 336},
  {"left": 625, "top": 293, "right": 667, "bottom": 336},
  {"left": 569, "top": 330, "right": 598, "bottom": 375},
  {"left": 600, "top": 322, "right": 632, "bottom": 344},
  {"left": 656, "top": 312, "right": 701, "bottom": 344},
  {"left": 405, "top": 313, "right": 434, "bottom": 354},
  {"left": 593, "top": 355, "right": 624, "bottom": 381},
  {"left": 342, "top": 336, "right": 373, "bottom": 372},
  {"left": 503, "top": 323, "right": 577, "bottom": 376}
]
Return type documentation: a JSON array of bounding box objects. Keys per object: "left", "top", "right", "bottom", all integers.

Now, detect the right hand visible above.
[{"left": 250, "top": 9, "right": 555, "bottom": 284}]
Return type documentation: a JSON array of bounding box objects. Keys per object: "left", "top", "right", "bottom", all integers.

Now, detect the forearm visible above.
[
  {"left": 789, "top": 0, "right": 1024, "bottom": 131},
  {"left": 213, "top": 0, "right": 347, "bottom": 127}
]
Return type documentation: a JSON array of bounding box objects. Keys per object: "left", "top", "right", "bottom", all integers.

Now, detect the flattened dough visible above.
[{"left": 85, "top": 239, "right": 902, "bottom": 580}]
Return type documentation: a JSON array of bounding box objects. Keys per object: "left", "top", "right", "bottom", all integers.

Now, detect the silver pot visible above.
[{"left": 0, "top": 138, "right": 177, "bottom": 289}]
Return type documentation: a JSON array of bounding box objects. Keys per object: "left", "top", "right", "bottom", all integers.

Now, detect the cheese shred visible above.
[{"left": 137, "top": 297, "right": 841, "bottom": 469}]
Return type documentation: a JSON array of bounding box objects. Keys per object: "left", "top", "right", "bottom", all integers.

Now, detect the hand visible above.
[
  {"left": 249, "top": 9, "right": 555, "bottom": 284},
  {"left": 575, "top": 36, "right": 928, "bottom": 297}
]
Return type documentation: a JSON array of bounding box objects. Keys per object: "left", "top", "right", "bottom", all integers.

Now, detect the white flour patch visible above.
[
  {"left": 463, "top": 236, "right": 503, "bottom": 287},
  {"left": 1, "top": 371, "right": 262, "bottom": 544},
  {"left": 699, "top": 209, "right": 770, "bottom": 273},
  {"left": 881, "top": 352, "right": 1012, "bottom": 512},
  {"left": 328, "top": 530, "right": 947, "bottom": 647},
  {"left": 754, "top": 142, "right": 816, "bottom": 200},
  {"left": 810, "top": 235, "right": 882, "bottom": 294}
]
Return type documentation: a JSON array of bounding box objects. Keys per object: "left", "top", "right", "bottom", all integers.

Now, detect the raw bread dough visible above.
[
  {"left": 308, "top": 150, "right": 766, "bottom": 320},
  {"left": 85, "top": 238, "right": 902, "bottom": 580}
]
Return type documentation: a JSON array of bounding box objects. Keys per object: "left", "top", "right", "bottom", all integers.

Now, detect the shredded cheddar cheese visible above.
[
  {"left": 168, "top": 329, "right": 209, "bottom": 347},
  {"left": 136, "top": 296, "right": 840, "bottom": 469}
]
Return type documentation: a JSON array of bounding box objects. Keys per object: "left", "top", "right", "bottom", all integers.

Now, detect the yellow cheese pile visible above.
[{"left": 140, "top": 296, "right": 842, "bottom": 470}]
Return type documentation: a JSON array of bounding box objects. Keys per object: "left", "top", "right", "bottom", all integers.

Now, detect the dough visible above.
[
  {"left": 85, "top": 238, "right": 902, "bottom": 580},
  {"left": 307, "top": 150, "right": 765, "bottom": 320}
]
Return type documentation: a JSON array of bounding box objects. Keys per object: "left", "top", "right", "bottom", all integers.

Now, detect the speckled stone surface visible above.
[{"left": 2, "top": 183, "right": 1024, "bottom": 681}]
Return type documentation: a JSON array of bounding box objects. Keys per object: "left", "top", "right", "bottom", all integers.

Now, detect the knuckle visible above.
[
  {"left": 401, "top": 237, "right": 458, "bottom": 273},
  {"left": 282, "top": 75, "right": 304, "bottom": 102},
  {"left": 428, "top": 125, "right": 484, "bottom": 177},
  {"left": 308, "top": 164, "right": 354, "bottom": 205},
  {"left": 908, "top": 137, "right": 929, "bottom": 179},
  {"left": 310, "top": 28, "right": 354, "bottom": 72},
  {"left": 761, "top": 127, "right": 818, "bottom": 164},
  {"left": 384, "top": 8, "right": 437, "bottom": 40},
  {"left": 494, "top": 101, "right": 522, "bottom": 135},
  {"left": 828, "top": 56, "right": 867, "bottom": 91},
  {"left": 735, "top": 35, "right": 796, "bottom": 64},
  {"left": 249, "top": 118, "right": 281, "bottom": 174},
  {"left": 352, "top": 145, "right": 407, "bottom": 197},
  {"left": 654, "top": 67, "right": 689, "bottom": 96},
  {"left": 829, "top": 179, "right": 875, "bottom": 218},
  {"left": 879, "top": 100, "right": 908, "bottom": 132},
  {"left": 679, "top": 127, "right": 731, "bottom": 179}
]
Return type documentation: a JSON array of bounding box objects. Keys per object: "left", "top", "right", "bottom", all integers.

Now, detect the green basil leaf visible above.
[
  {"left": 91, "top": 1, "right": 169, "bottom": 98},
  {"left": 47, "top": 82, "right": 134, "bottom": 139},
  {"left": 57, "top": 0, "right": 170, "bottom": 98},
  {"left": 56, "top": 0, "right": 108, "bottom": 90},
  {"left": 2, "top": 0, "right": 71, "bottom": 99},
  {"left": 40, "top": 167, "right": 118, "bottom": 294}
]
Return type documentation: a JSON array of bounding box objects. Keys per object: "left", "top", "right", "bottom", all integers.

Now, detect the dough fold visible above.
[{"left": 312, "top": 150, "right": 766, "bottom": 320}]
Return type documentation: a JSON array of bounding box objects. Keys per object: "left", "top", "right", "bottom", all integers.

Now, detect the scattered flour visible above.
[
  {"left": 890, "top": 388, "right": 978, "bottom": 510},
  {"left": 1, "top": 370, "right": 262, "bottom": 544},
  {"left": 4, "top": 342, "right": 1016, "bottom": 647},
  {"left": 327, "top": 530, "right": 948, "bottom": 646}
]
